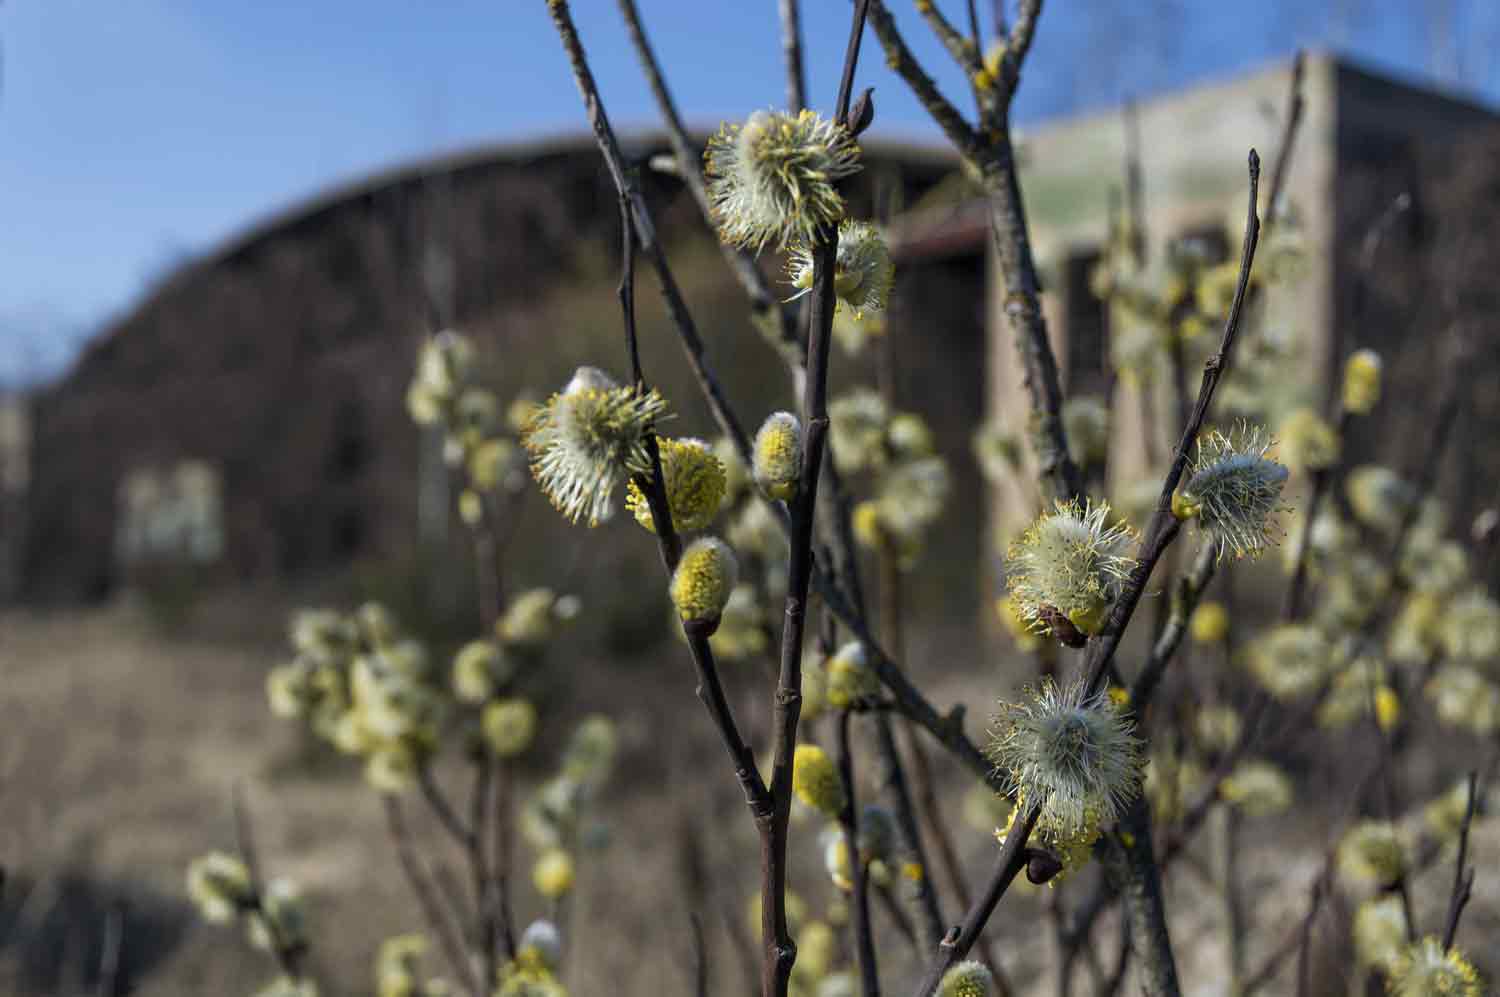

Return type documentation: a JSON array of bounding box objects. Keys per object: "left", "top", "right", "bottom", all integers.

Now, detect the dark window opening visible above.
[
  {"left": 330, "top": 507, "right": 365, "bottom": 558},
  {"left": 326, "top": 399, "right": 369, "bottom": 483}
]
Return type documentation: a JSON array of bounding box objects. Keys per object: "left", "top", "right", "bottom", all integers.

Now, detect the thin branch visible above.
[
  {"left": 1101, "top": 798, "right": 1182, "bottom": 997},
  {"left": 417, "top": 765, "right": 475, "bottom": 851},
  {"left": 1261, "top": 51, "right": 1305, "bottom": 230},
  {"left": 915, "top": 0, "right": 982, "bottom": 74},
  {"left": 1129, "top": 543, "right": 1218, "bottom": 707},
  {"left": 910, "top": 802, "right": 1039, "bottom": 996},
  {"left": 546, "top": 0, "right": 754, "bottom": 464},
  {"left": 1240, "top": 866, "right": 1328, "bottom": 997},
  {"left": 614, "top": 0, "right": 805, "bottom": 380},
  {"left": 837, "top": 710, "right": 881, "bottom": 997},
  {"left": 1082, "top": 150, "right": 1262, "bottom": 697},
  {"left": 384, "top": 796, "right": 479, "bottom": 996},
  {"left": 874, "top": 710, "right": 947, "bottom": 947},
  {"left": 691, "top": 912, "right": 709, "bottom": 997},
  {"left": 761, "top": 7, "right": 873, "bottom": 994},
  {"left": 1293, "top": 876, "right": 1323, "bottom": 997},
  {"left": 1440, "top": 771, "right": 1479, "bottom": 950},
  {"left": 866, "top": 2, "right": 983, "bottom": 159},
  {"left": 612, "top": 0, "right": 1001, "bottom": 800},
  {"left": 779, "top": 0, "right": 807, "bottom": 112},
  {"left": 232, "top": 786, "right": 308, "bottom": 983},
  {"left": 470, "top": 756, "right": 498, "bottom": 988},
  {"left": 493, "top": 762, "right": 518, "bottom": 960}
]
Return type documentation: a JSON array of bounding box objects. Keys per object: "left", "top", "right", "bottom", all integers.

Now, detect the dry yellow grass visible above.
[{"left": 3, "top": 605, "right": 1497, "bottom": 995}]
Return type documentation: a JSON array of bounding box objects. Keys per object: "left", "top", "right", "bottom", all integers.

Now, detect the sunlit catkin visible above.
[
  {"left": 669, "top": 537, "right": 738, "bottom": 622},
  {"left": 522, "top": 366, "right": 669, "bottom": 526},
  {"left": 752, "top": 411, "right": 803, "bottom": 500},
  {"left": 704, "top": 109, "right": 861, "bottom": 251},
  {"left": 1341, "top": 348, "right": 1382, "bottom": 415},
  {"left": 792, "top": 743, "right": 846, "bottom": 818},
  {"left": 937, "top": 961, "right": 994, "bottom": 997},
  {"left": 988, "top": 680, "right": 1143, "bottom": 835},
  {"left": 1173, "top": 426, "right": 1289, "bottom": 560},
  {"left": 624, "top": 436, "right": 726, "bottom": 533}
]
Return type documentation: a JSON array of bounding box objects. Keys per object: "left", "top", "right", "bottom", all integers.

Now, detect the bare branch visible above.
[
  {"left": 1440, "top": 771, "right": 1479, "bottom": 950},
  {"left": 915, "top": 0, "right": 982, "bottom": 74},
  {"left": 1081, "top": 151, "right": 1262, "bottom": 697},
  {"left": 866, "top": 2, "right": 983, "bottom": 159},
  {"left": 910, "top": 802, "right": 1039, "bottom": 995},
  {"left": 384, "top": 796, "right": 480, "bottom": 996},
  {"left": 837, "top": 710, "right": 881, "bottom": 997},
  {"left": 779, "top": 0, "right": 807, "bottom": 111},
  {"left": 690, "top": 912, "right": 708, "bottom": 997},
  {"left": 614, "top": 0, "right": 805, "bottom": 378}
]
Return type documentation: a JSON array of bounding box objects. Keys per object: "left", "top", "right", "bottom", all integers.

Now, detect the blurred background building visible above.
[{"left": 6, "top": 54, "right": 1498, "bottom": 610}]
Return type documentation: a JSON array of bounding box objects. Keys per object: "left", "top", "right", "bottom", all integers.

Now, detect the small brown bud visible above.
[
  {"left": 1037, "top": 605, "right": 1087, "bottom": 648},
  {"left": 1024, "top": 848, "right": 1064, "bottom": 885},
  {"left": 846, "top": 87, "right": 876, "bottom": 137}
]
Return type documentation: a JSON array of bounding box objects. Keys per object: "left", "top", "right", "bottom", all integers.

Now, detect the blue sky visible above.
[{"left": 1, "top": 0, "right": 1496, "bottom": 386}]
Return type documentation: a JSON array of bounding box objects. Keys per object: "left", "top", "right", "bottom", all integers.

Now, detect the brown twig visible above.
[
  {"left": 873, "top": 709, "right": 947, "bottom": 947},
  {"left": 1081, "top": 151, "right": 1262, "bottom": 697},
  {"left": 1099, "top": 798, "right": 1182, "bottom": 997},
  {"left": 231, "top": 786, "right": 308, "bottom": 983},
  {"left": 469, "top": 756, "right": 498, "bottom": 987},
  {"left": 384, "top": 796, "right": 479, "bottom": 995},
  {"left": 759, "top": 8, "right": 874, "bottom": 994},
  {"left": 837, "top": 710, "right": 881, "bottom": 997},
  {"left": 690, "top": 912, "right": 709, "bottom": 997},
  {"left": 910, "top": 803, "right": 1039, "bottom": 996},
  {"left": 547, "top": 0, "right": 753, "bottom": 465},
  {"left": 915, "top": 0, "right": 981, "bottom": 75},
  {"left": 614, "top": 0, "right": 805, "bottom": 386},
  {"left": 611, "top": 0, "right": 1006, "bottom": 801},
  {"left": 1440, "top": 771, "right": 1479, "bottom": 950},
  {"left": 1293, "top": 875, "right": 1323, "bottom": 997},
  {"left": 545, "top": 9, "right": 884, "bottom": 993},
  {"left": 1129, "top": 543, "right": 1218, "bottom": 707},
  {"left": 1239, "top": 866, "right": 1328, "bottom": 997},
  {"left": 778, "top": 0, "right": 806, "bottom": 112},
  {"left": 871, "top": 0, "right": 1080, "bottom": 499},
  {"left": 492, "top": 761, "right": 517, "bottom": 960}
]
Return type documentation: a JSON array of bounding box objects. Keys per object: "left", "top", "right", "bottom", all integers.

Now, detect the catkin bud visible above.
[
  {"left": 704, "top": 109, "right": 861, "bottom": 251},
  {"left": 186, "top": 851, "right": 253, "bottom": 923},
  {"left": 669, "top": 537, "right": 739, "bottom": 622},
  {"left": 826, "top": 641, "right": 879, "bottom": 708},
  {"left": 752, "top": 412, "right": 803, "bottom": 500},
  {"left": 1342, "top": 349, "right": 1382, "bottom": 415},
  {"left": 937, "top": 960, "right": 994, "bottom": 997},
  {"left": 1189, "top": 601, "right": 1229, "bottom": 643},
  {"left": 532, "top": 848, "right": 576, "bottom": 899},
  {"left": 1336, "top": 821, "right": 1405, "bottom": 888},
  {"left": 792, "top": 744, "right": 847, "bottom": 817},
  {"left": 1387, "top": 937, "right": 1482, "bottom": 997},
  {"left": 624, "top": 437, "right": 726, "bottom": 533},
  {"left": 482, "top": 699, "right": 538, "bottom": 758},
  {"left": 518, "top": 920, "right": 563, "bottom": 972},
  {"left": 452, "top": 639, "right": 514, "bottom": 704}
]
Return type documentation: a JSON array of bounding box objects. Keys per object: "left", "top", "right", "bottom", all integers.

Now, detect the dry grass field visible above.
[{"left": 3, "top": 601, "right": 1497, "bottom": 995}]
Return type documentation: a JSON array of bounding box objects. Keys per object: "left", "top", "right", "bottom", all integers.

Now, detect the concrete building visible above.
[{"left": 893, "top": 52, "right": 1500, "bottom": 549}]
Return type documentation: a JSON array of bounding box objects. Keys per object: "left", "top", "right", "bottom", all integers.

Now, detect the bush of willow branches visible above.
[{"left": 183, "top": 3, "right": 1497, "bottom": 996}]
